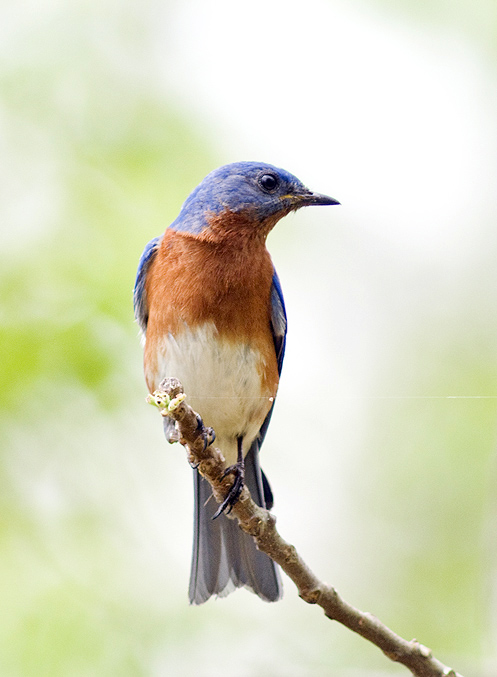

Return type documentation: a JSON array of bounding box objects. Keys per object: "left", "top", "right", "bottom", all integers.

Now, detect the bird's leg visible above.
[{"left": 212, "top": 436, "right": 245, "bottom": 519}]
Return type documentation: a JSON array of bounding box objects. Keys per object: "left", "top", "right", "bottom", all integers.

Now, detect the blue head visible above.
[{"left": 169, "top": 161, "right": 339, "bottom": 235}]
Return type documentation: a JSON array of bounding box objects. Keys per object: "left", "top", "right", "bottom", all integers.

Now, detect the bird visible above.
[{"left": 134, "top": 161, "right": 339, "bottom": 604}]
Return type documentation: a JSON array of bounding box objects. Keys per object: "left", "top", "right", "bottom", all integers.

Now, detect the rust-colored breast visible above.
[{"left": 143, "top": 213, "right": 279, "bottom": 396}]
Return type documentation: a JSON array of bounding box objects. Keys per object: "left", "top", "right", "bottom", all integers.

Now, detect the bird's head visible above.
[{"left": 170, "top": 161, "right": 339, "bottom": 238}]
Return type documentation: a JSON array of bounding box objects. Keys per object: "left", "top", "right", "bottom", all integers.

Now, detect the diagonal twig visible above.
[{"left": 147, "top": 376, "right": 464, "bottom": 677}]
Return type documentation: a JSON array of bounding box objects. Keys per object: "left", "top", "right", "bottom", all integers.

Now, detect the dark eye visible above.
[{"left": 258, "top": 173, "right": 279, "bottom": 193}]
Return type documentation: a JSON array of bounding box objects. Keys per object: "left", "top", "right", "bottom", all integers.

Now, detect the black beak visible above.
[{"left": 302, "top": 191, "right": 340, "bottom": 206}]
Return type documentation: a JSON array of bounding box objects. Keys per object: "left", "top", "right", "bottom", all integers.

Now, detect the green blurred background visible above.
[{"left": 1, "top": 0, "right": 496, "bottom": 675}]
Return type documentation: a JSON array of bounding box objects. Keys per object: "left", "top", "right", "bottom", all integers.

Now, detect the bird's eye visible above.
[{"left": 258, "top": 173, "right": 279, "bottom": 193}]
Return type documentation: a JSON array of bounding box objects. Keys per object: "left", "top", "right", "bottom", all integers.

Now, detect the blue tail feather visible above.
[{"left": 189, "top": 441, "right": 282, "bottom": 604}]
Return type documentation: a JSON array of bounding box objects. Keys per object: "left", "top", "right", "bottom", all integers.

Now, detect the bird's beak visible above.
[{"left": 300, "top": 191, "right": 340, "bottom": 206}]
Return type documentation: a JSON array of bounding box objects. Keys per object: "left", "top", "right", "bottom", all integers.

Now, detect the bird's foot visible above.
[
  {"left": 187, "top": 415, "right": 215, "bottom": 468},
  {"left": 212, "top": 461, "right": 245, "bottom": 519},
  {"left": 163, "top": 416, "right": 180, "bottom": 444},
  {"left": 195, "top": 414, "right": 215, "bottom": 451}
]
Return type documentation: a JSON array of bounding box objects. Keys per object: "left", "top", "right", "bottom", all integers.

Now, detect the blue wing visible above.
[
  {"left": 257, "top": 268, "right": 287, "bottom": 447},
  {"left": 133, "top": 236, "right": 162, "bottom": 335},
  {"left": 269, "top": 268, "right": 287, "bottom": 378}
]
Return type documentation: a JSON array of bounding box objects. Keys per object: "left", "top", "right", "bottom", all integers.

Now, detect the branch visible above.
[{"left": 147, "top": 377, "right": 464, "bottom": 677}]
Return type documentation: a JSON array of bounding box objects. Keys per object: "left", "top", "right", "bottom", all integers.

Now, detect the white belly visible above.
[{"left": 147, "top": 322, "right": 273, "bottom": 465}]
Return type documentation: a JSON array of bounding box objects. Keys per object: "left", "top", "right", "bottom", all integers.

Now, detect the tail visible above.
[{"left": 189, "top": 442, "right": 282, "bottom": 604}]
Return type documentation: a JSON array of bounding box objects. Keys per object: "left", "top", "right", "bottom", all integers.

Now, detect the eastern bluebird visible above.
[{"left": 134, "top": 162, "right": 338, "bottom": 604}]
